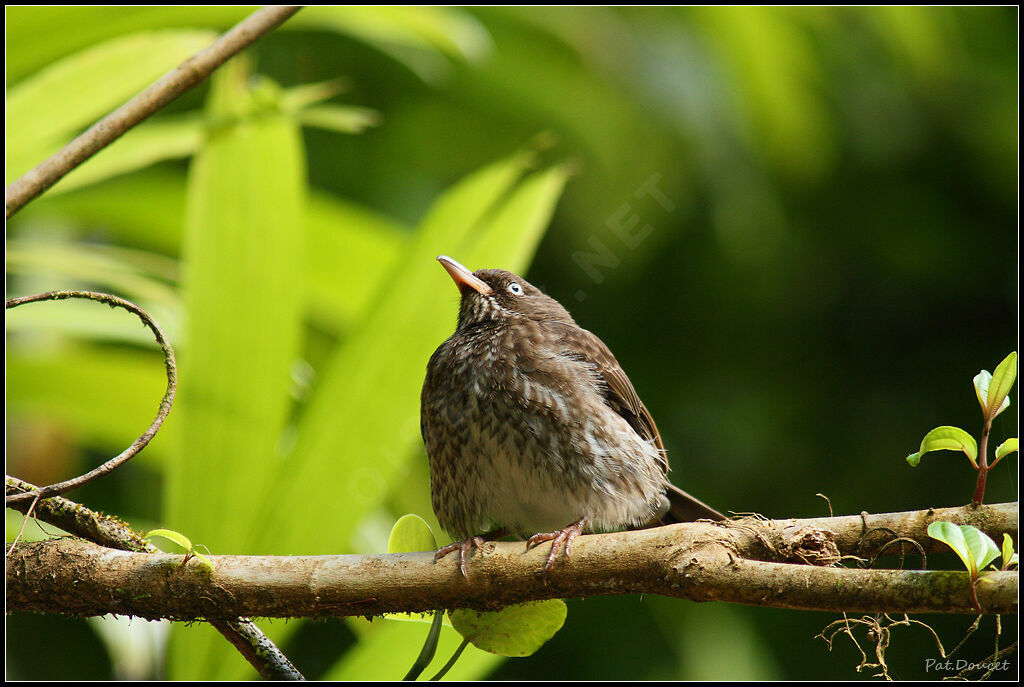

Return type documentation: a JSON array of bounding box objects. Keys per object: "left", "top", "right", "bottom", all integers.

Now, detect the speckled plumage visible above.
[{"left": 421, "top": 256, "right": 723, "bottom": 569}]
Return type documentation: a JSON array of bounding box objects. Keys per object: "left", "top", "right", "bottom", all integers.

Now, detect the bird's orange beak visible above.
[{"left": 437, "top": 255, "right": 492, "bottom": 295}]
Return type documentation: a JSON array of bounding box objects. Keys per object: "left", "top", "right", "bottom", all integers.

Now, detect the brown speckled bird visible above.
[{"left": 421, "top": 255, "right": 725, "bottom": 576}]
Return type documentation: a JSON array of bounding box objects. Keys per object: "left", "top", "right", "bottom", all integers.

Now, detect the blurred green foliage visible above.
[{"left": 5, "top": 6, "right": 1017, "bottom": 681}]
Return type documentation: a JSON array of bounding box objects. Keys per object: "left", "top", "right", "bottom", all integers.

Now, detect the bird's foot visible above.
[
  {"left": 435, "top": 527, "right": 509, "bottom": 579},
  {"left": 526, "top": 517, "right": 587, "bottom": 574},
  {"left": 434, "top": 536, "right": 487, "bottom": 579}
]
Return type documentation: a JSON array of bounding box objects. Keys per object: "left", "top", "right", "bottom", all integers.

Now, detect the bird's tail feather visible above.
[{"left": 662, "top": 482, "right": 727, "bottom": 523}]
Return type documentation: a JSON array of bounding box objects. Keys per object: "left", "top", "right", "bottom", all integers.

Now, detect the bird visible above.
[{"left": 420, "top": 255, "right": 725, "bottom": 577}]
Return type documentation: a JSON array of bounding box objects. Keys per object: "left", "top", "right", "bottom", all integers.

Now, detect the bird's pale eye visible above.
[{"left": 507, "top": 282, "right": 523, "bottom": 295}]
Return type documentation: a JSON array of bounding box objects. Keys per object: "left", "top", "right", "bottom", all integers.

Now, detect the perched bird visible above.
[{"left": 421, "top": 255, "right": 724, "bottom": 576}]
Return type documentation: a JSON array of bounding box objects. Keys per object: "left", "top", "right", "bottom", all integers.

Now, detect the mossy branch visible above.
[{"left": 7, "top": 503, "right": 1017, "bottom": 620}]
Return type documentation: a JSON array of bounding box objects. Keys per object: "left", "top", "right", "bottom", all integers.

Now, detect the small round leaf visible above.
[
  {"left": 385, "top": 514, "right": 440, "bottom": 623},
  {"left": 449, "top": 600, "right": 567, "bottom": 657},
  {"left": 388, "top": 514, "right": 438, "bottom": 554}
]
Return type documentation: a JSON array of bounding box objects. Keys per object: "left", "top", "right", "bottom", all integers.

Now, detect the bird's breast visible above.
[{"left": 422, "top": 324, "right": 667, "bottom": 537}]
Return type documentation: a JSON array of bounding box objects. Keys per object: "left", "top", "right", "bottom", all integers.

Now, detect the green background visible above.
[{"left": 5, "top": 6, "right": 1017, "bottom": 681}]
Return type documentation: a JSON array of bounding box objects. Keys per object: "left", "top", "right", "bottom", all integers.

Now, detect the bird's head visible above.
[{"left": 436, "top": 255, "right": 573, "bottom": 328}]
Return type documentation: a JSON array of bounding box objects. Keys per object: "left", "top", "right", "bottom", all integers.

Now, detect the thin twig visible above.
[
  {"left": 6, "top": 291, "right": 177, "bottom": 506},
  {"left": 7, "top": 493, "right": 41, "bottom": 557},
  {"left": 871, "top": 537, "right": 927, "bottom": 571},
  {"left": 430, "top": 637, "right": 471, "bottom": 681},
  {"left": 5, "top": 5, "right": 303, "bottom": 218},
  {"left": 403, "top": 611, "right": 445, "bottom": 681},
  {"left": 974, "top": 416, "right": 992, "bottom": 505}
]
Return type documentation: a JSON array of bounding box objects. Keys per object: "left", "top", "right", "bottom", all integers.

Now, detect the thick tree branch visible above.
[
  {"left": 6, "top": 476, "right": 154, "bottom": 551},
  {"left": 5, "top": 5, "right": 303, "bottom": 218},
  {"left": 765, "top": 502, "right": 1018, "bottom": 560},
  {"left": 7, "top": 503, "right": 1017, "bottom": 620}
]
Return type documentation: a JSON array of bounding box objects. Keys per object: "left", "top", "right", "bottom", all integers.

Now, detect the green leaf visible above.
[
  {"left": 986, "top": 351, "right": 1017, "bottom": 420},
  {"left": 249, "top": 150, "right": 566, "bottom": 559},
  {"left": 288, "top": 7, "right": 492, "bottom": 84},
  {"left": 449, "top": 600, "right": 567, "bottom": 657},
  {"left": 1001, "top": 533, "right": 1018, "bottom": 570},
  {"left": 994, "top": 438, "right": 1018, "bottom": 462},
  {"left": 928, "top": 521, "right": 1000, "bottom": 577},
  {"left": 6, "top": 30, "right": 215, "bottom": 183},
  {"left": 388, "top": 514, "right": 438, "bottom": 554},
  {"left": 6, "top": 238, "right": 180, "bottom": 312},
  {"left": 6, "top": 345, "right": 173, "bottom": 469},
  {"left": 167, "top": 59, "right": 307, "bottom": 680},
  {"left": 170, "top": 58, "right": 306, "bottom": 544},
  {"left": 15, "top": 167, "right": 411, "bottom": 331},
  {"left": 304, "top": 192, "right": 410, "bottom": 328},
  {"left": 145, "top": 529, "right": 215, "bottom": 571},
  {"left": 907, "top": 426, "right": 978, "bottom": 469},
  {"left": 927, "top": 521, "right": 972, "bottom": 573},
  {"left": 690, "top": 7, "right": 832, "bottom": 180},
  {"left": 975, "top": 359, "right": 1013, "bottom": 421},
  {"left": 462, "top": 163, "right": 572, "bottom": 271},
  {"left": 296, "top": 105, "right": 381, "bottom": 134},
  {"left": 280, "top": 79, "right": 348, "bottom": 112},
  {"left": 973, "top": 369, "right": 993, "bottom": 415},
  {"left": 145, "top": 528, "right": 192, "bottom": 550},
  {"left": 4, "top": 7, "right": 248, "bottom": 84},
  {"left": 963, "top": 526, "right": 1001, "bottom": 572},
  {"left": 48, "top": 116, "right": 203, "bottom": 195},
  {"left": 5, "top": 257, "right": 179, "bottom": 346},
  {"left": 11, "top": 167, "right": 188, "bottom": 254},
  {"left": 187, "top": 149, "right": 561, "bottom": 682},
  {"left": 145, "top": 528, "right": 193, "bottom": 553},
  {"left": 190, "top": 552, "right": 216, "bottom": 571},
  {"left": 293, "top": 6, "right": 492, "bottom": 62}
]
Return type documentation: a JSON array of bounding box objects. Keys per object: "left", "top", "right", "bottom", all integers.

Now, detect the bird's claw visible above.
[
  {"left": 434, "top": 536, "right": 486, "bottom": 579},
  {"left": 526, "top": 517, "right": 587, "bottom": 574}
]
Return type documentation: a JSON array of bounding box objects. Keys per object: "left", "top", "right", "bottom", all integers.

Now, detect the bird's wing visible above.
[
  {"left": 545, "top": 321, "right": 726, "bottom": 522},
  {"left": 550, "top": 322, "right": 669, "bottom": 475}
]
